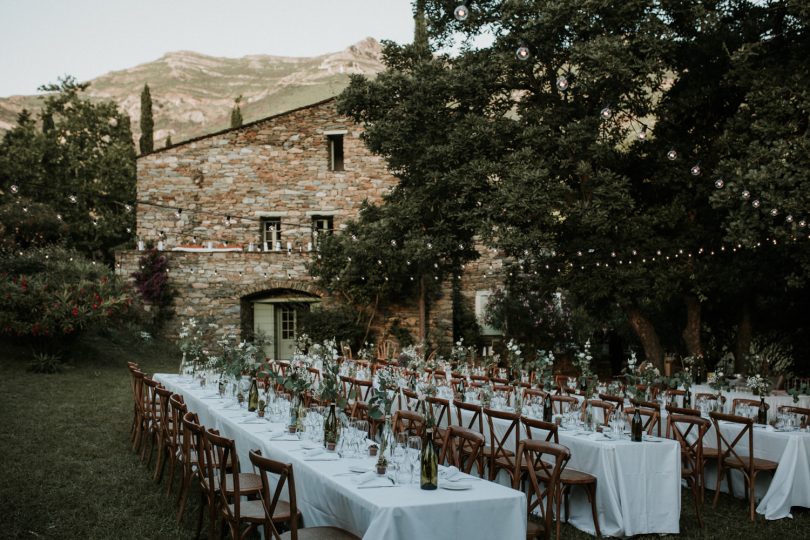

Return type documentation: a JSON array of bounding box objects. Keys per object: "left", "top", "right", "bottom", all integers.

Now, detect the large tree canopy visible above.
[
  {"left": 320, "top": 0, "right": 810, "bottom": 369},
  {"left": 0, "top": 76, "right": 136, "bottom": 262}
]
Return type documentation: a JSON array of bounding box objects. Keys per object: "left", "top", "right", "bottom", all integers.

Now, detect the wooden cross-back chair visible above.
[
  {"left": 249, "top": 450, "right": 360, "bottom": 540},
  {"left": 425, "top": 395, "right": 451, "bottom": 447},
  {"left": 587, "top": 400, "right": 615, "bottom": 426},
  {"left": 483, "top": 408, "right": 521, "bottom": 484},
  {"left": 398, "top": 387, "right": 421, "bottom": 413},
  {"left": 392, "top": 410, "right": 426, "bottom": 438},
  {"left": 625, "top": 407, "right": 660, "bottom": 437},
  {"left": 521, "top": 417, "right": 601, "bottom": 537},
  {"left": 439, "top": 425, "right": 486, "bottom": 477},
  {"left": 668, "top": 413, "right": 710, "bottom": 527},
  {"left": 551, "top": 395, "right": 579, "bottom": 415},
  {"left": 129, "top": 367, "right": 146, "bottom": 452},
  {"left": 140, "top": 376, "right": 161, "bottom": 464},
  {"left": 160, "top": 393, "right": 187, "bottom": 495},
  {"left": 515, "top": 439, "right": 570, "bottom": 540},
  {"left": 709, "top": 412, "right": 779, "bottom": 521},
  {"left": 598, "top": 393, "right": 624, "bottom": 411},
  {"left": 153, "top": 386, "right": 175, "bottom": 482},
  {"left": 177, "top": 411, "right": 199, "bottom": 524},
  {"left": 350, "top": 401, "right": 382, "bottom": 440},
  {"left": 376, "top": 339, "right": 398, "bottom": 361}
]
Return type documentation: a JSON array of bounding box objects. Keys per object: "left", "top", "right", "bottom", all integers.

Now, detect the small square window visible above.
[
  {"left": 311, "top": 216, "right": 334, "bottom": 248},
  {"left": 328, "top": 134, "right": 344, "bottom": 171},
  {"left": 261, "top": 218, "right": 281, "bottom": 250}
]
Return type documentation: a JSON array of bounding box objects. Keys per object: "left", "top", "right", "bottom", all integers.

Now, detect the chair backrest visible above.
[
  {"left": 393, "top": 410, "right": 426, "bottom": 438},
  {"left": 709, "top": 411, "right": 755, "bottom": 471},
  {"left": 249, "top": 450, "right": 297, "bottom": 540},
  {"left": 664, "top": 404, "right": 700, "bottom": 420},
  {"left": 554, "top": 375, "right": 569, "bottom": 394},
  {"left": 484, "top": 408, "right": 521, "bottom": 472},
  {"left": 204, "top": 429, "right": 244, "bottom": 522},
  {"left": 625, "top": 406, "right": 660, "bottom": 436},
  {"left": 350, "top": 401, "right": 381, "bottom": 438},
  {"left": 732, "top": 398, "right": 769, "bottom": 412},
  {"left": 155, "top": 386, "right": 173, "bottom": 434},
  {"left": 352, "top": 378, "right": 373, "bottom": 402},
  {"left": 668, "top": 413, "right": 710, "bottom": 477},
  {"left": 521, "top": 416, "right": 559, "bottom": 443},
  {"left": 376, "top": 339, "right": 398, "bottom": 361},
  {"left": 142, "top": 377, "right": 160, "bottom": 422},
  {"left": 587, "top": 399, "right": 615, "bottom": 426},
  {"left": 341, "top": 342, "right": 353, "bottom": 360},
  {"left": 399, "top": 388, "right": 421, "bottom": 413},
  {"left": 425, "top": 396, "right": 451, "bottom": 430},
  {"left": 306, "top": 367, "right": 321, "bottom": 384},
  {"left": 778, "top": 405, "right": 810, "bottom": 416},
  {"left": 550, "top": 395, "right": 578, "bottom": 415},
  {"left": 515, "top": 439, "right": 571, "bottom": 538},
  {"left": 454, "top": 400, "right": 484, "bottom": 435},
  {"left": 168, "top": 393, "right": 187, "bottom": 448},
  {"left": 598, "top": 393, "right": 624, "bottom": 410},
  {"left": 523, "top": 388, "right": 548, "bottom": 401},
  {"left": 439, "top": 425, "right": 485, "bottom": 475},
  {"left": 183, "top": 413, "right": 213, "bottom": 498}
]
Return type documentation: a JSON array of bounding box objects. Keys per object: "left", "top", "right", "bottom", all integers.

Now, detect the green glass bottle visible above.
[
  {"left": 757, "top": 397, "right": 768, "bottom": 425},
  {"left": 631, "top": 408, "right": 643, "bottom": 442},
  {"left": 247, "top": 377, "right": 259, "bottom": 412},
  {"left": 324, "top": 402, "right": 338, "bottom": 449},
  {"left": 420, "top": 427, "right": 438, "bottom": 490},
  {"left": 543, "top": 392, "right": 553, "bottom": 422}
]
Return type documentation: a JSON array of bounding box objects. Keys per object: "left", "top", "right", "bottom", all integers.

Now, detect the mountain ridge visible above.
[{"left": 0, "top": 37, "right": 384, "bottom": 145}]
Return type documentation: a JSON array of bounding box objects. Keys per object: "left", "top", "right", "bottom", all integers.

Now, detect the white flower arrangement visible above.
[{"left": 746, "top": 374, "right": 772, "bottom": 396}]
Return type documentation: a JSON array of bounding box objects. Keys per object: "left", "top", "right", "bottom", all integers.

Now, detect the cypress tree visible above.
[
  {"left": 413, "top": 0, "right": 429, "bottom": 56},
  {"left": 230, "top": 95, "right": 243, "bottom": 128},
  {"left": 139, "top": 83, "right": 154, "bottom": 154},
  {"left": 41, "top": 112, "right": 54, "bottom": 133},
  {"left": 164, "top": 135, "right": 172, "bottom": 148}
]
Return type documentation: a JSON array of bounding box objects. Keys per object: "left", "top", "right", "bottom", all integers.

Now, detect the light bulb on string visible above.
[
  {"left": 124, "top": 204, "right": 132, "bottom": 212},
  {"left": 69, "top": 194, "right": 78, "bottom": 204},
  {"left": 174, "top": 208, "right": 182, "bottom": 219},
  {"left": 600, "top": 106, "right": 612, "bottom": 120},
  {"left": 56, "top": 213, "right": 62, "bottom": 221},
  {"left": 799, "top": 220, "right": 807, "bottom": 228},
  {"left": 741, "top": 190, "right": 751, "bottom": 200},
  {"left": 690, "top": 164, "right": 701, "bottom": 176},
  {"left": 770, "top": 208, "right": 779, "bottom": 217},
  {"left": 453, "top": 4, "right": 469, "bottom": 21},
  {"left": 22, "top": 206, "right": 28, "bottom": 213},
  {"left": 638, "top": 126, "right": 648, "bottom": 141},
  {"left": 556, "top": 75, "right": 569, "bottom": 91},
  {"left": 667, "top": 149, "right": 678, "bottom": 161},
  {"left": 714, "top": 179, "right": 724, "bottom": 189},
  {"left": 752, "top": 199, "right": 761, "bottom": 209},
  {"left": 786, "top": 215, "right": 794, "bottom": 223},
  {"left": 515, "top": 46, "right": 531, "bottom": 61},
  {"left": 10, "top": 184, "right": 19, "bottom": 194}
]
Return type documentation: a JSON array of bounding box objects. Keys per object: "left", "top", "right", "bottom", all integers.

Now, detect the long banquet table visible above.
[{"left": 155, "top": 374, "right": 527, "bottom": 540}]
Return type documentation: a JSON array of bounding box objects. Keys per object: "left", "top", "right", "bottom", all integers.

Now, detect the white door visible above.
[
  {"left": 253, "top": 303, "right": 275, "bottom": 359},
  {"left": 276, "top": 305, "right": 298, "bottom": 360}
]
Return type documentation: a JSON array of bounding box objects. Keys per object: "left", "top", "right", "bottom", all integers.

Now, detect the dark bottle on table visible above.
[
  {"left": 757, "top": 397, "right": 768, "bottom": 425},
  {"left": 684, "top": 387, "right": 692, "bottom": 408},
  {"left": 631, "top": 408, "right": 643, "bottom": 442},
  {"left": 247, "top": 376, "right": 259, "bottom": 412},
  {"left": 420, "top": 427, "right": 438, "bottom": 490},
  {"left": 543, "top": 392, "right": 553, "bottom": 422},
  {"left": 324, "top": 402, "right": 338, "bottom": 449},
  {"left": 458, "top": 378, "right": 466, "bottom": 402}
]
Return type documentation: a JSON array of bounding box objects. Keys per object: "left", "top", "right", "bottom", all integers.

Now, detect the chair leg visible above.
[
  {"left": 690, "top": 478, "right": 703, "bottom": 528},
  {"left": 712, "top": 463, "right": 724, "bottom": 508},
  {"left": 154, "top": 437, "right": 166, "bottom": 482},
  {"left": 748, "top": 472, "right": 756, "bottom": 522},
  {"left": 563, "top": 487, "right": 570, "bottom": 523},
  {"left": 176, "top": 472, "right": 189, "bottom": 523},
  {"left": 195, "top": 491, "right": 206, "bottom": 539},
  {"left": 165, "top": 453, "right": 177, "bottom": 495},
  {"left": 586, "top": 484, "right": 601, "bottom": 537},
  {"left": 555, "top": 485, "right": 563, "bottom": 540}
]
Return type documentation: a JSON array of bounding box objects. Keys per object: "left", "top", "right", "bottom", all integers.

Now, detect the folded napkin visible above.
[
  {"left": 439, "top": 465, "right": 462, "bottom": 482},
  {"left": 267, "top": 431, "right": 299, "bottom": 441},
  {"left": 588, "top": 432, "right": 611, "bottom": 441},
  {"left": 353, "top": 472, "right": 393, "bottom": 487},
  {"left": 303, "top": 453, "right": 341, "bottom": 461},
  {"left": 303, "top": 447, "right": 325, "bottom": 457},
  {"left": 239, "top": 417, "right": 265, "bottom": 424}
]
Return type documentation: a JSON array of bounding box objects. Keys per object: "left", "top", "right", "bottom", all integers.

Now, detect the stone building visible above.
[{"left": 116, "top": 98, "right": 503, "bottom": 359}]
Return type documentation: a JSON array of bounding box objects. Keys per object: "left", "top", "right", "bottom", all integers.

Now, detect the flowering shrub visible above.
[
  {"left": 131, "top": 249, "right": 172, "bottom": 312},
  {"left": 0, "top": 245, "right": 133, "bottom": 351}
]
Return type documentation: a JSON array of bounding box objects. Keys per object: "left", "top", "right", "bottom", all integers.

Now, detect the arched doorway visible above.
[{"left": 242, "top": 288, "right": 321, "bottom": 360}]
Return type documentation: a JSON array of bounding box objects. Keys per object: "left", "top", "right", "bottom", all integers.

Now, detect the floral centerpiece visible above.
[
  {"left": 709, "top": 351, "right": 734, "bottom": 392},
  {"left": 178, "top": 318, "right": 209, "bottom": 375},
  {"left": 368, "top": 366, "right": 399, "bottom": 469},
  {"left": 398, "top": 345, "right": 423, "bottom": 371},
  {"left": 532, "top": 349, "right": 555, "bottom": 391},
  {"left": 273, "top": 362, "right": 312, "bottom": 432},
  {"left": 572, "top": 339, "right": 599, "bottom": 397},
  {"left": 505, "top": 339, "right": 524, "bottom": 384},
  {"left": 450, "top": 337, "right": 475, "bottom": 368},
  {"left": 746, "top": 374, "right": 772, "bottom": 397}
]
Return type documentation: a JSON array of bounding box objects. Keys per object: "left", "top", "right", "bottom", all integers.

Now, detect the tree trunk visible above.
[
  {"left": 735, "top": 303, "right": 752, "bottom": 373},
  {"left": 682, "top": 295, "right": 703, "bottom": 358},
  {"left": 625, "top": 306, "right": 665, "bottom": 371},
  {"left": 418, "top": 275, "right": 427, "bottom": 344},
  {"left": 362, "top": 294, "right": 380, "bottom": 345}
]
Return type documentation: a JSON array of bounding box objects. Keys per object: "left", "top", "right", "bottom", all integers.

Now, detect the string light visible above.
[
  {"left": 453, "top": 4, "right": 469, "bottom": 21},
  {"left": 515, "top": 46, "right": 530, "bottom": 61},
  {"left": 690, "top": 164, "right": 701, "bottom": 176},
  {"left": 714, "top": 179, "right": 724, "bottom": 189},
  {"left": 741, "top": 190, "right": 751, "bottom": 200},
  {"left": 752, "top": 199, "right": 761, "bottom": 208},
  {"left": 556, "top": 75, "right": 569, "bottom": 92},
  {"left": 600, "top": 106, "right": 612, "bottom": 120},
  {"left": 667, "top": 149, "right": 678, "bottom": 161},
  {"left": 68, "top": 195, "right": 77, "bottom": 204},
  {"left": 10, "top": 185, "right": 19, "bottom": 194},
  {"left": 638, "top": 126, "right": 648, "bottom": 140}
]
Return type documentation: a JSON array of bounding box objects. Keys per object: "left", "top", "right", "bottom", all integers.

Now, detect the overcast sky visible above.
[{"left": 0, "top": 0, "right": 416, "bottom": 97}]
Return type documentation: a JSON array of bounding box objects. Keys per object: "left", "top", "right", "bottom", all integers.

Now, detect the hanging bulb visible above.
[
  {"left": 690, "top": 164, "right": 701, "bottom": 176},
  {"left": 741, "top": 190, "right": 751, "bottom": 200},
  {"left": 556, "top": 75, "right": 569, "bottom": 91},
  {"left": 426, "top": 242, "right": 432, "bottom": 249},
  {"left": 786, "top": 215, "right": 794, "bottom": 223},
  {"left": 124, "top": 204, "right": 132, "bottom": 212},
  {"left": 799, "top": 220, "right": 807, "bottom": 228},
  {"left": 22, "top": 206, "right": 28, "bottom": 213},
  {"left": 515, "top": 46, "right": 530, "bottom": 61},
  {"left": 390, "top": 239, "right": 397, "bottom": 247},
  {"left": 638, "top": 127, "right": 648, "bottom": 140},
  {"left": 174, "top": 208, "right": 182, "bottom": 218},
  {"left": 69, "top": 194, "right": 78, "bottom": 204},
  {"left": 752, "top": 199, "right": 761, "bottom": 208},
  {"left": 351, "top": 234, "right": 357, "bottom": 241},
  {"left": 453, "top": 4, "right": 469, "bottom": 21},
  {"left": 9, "top": 184, "right": 19, "bottom": 194},
  {"left": 667, "top": 149, "right": 678, "bottom": 161},
  {"left": 714, "top": 179, "right": 724, "bottom": 189},
  {"left": 770, "top": 208, "right": 779, "bottom": 217},
  {"left": 56, "top": 213, "right": 63, "bottom": 221},
  {"left": 600, "top": 106, "right": 612, "bottom": 120}
]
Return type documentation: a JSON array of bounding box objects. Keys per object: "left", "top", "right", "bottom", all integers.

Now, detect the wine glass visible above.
[
  {"left": 354, "top": 420, "right": 369, "bottom": 454},
  {"left": 407, "top": 436, "right": 422, "bottom": 484}
]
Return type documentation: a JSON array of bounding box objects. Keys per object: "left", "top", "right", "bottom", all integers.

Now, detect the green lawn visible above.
[{"left": 2, "top": 328, "right": 809, "bottom": 539}]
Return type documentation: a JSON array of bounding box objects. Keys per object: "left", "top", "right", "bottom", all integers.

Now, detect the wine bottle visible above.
[
  {"left": 631, "top": 408, "right": 643, "bottom": 442},
  {"left": 458, "top": 378, "right": 466, "bottom": 402},
  {"left": 757, "top": 398, "right": 768, "bottom": 425},
  {"left": 420, "top": 427, "right": 438, "bottom": 490},
  {"left": 543, "top": 392, "right": 553, "bottom": 422},
  {"left": 324, "top": 402, "right": 338, "bottom": 449},
  {"left": 248, "top": 377, "right": 259, "bottom": 412},
  {"left": 684, "top": 387, "right": 692, "bottom": 408}
]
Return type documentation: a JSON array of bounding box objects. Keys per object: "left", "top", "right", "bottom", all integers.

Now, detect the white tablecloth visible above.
[
  {"left": 690, "top": 384, "right": 810, "bottom": 422},
  {"left": 701, "top": 420, "right": 810, "bottom": 520},
  {"left": 451, "top": 404, "right": 681, "bottom": 537},
  {"left": 156, "top": 374, "right": 526, "bottom": 540}
]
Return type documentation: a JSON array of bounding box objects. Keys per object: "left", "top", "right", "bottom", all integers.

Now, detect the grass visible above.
[{"left": 1, "top": 328, "right": 809, "bottom": 539}]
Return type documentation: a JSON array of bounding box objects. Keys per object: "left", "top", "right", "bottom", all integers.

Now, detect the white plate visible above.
[
  {"left": 301, "top": 441, "right": 318, "bottom": 450},
  {"left": 349, "top": 465, "right": 369, "bottom": 474},
  {"left": 441, "top": 482, "right": 472, "bottom": 490}
]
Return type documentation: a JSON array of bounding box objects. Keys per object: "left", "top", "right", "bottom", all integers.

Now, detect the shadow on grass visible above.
[{"left": 2, "top": 327, "right": 809, "bottom": 539}]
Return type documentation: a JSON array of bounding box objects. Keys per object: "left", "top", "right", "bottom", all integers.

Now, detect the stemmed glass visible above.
[
  {"left": 354, "top": 420, "right": 369, "bottom": 455},
  {"left": 407, "top": 436, "right": 422, "bottom": 484}
]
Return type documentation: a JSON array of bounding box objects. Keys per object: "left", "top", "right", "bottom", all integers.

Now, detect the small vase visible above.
[
  {"left": 376, "top": 463, "right": 388, "bottom": 475},
  {"left": 379, "top": 415, "right": 395, "bottom": 462}
]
